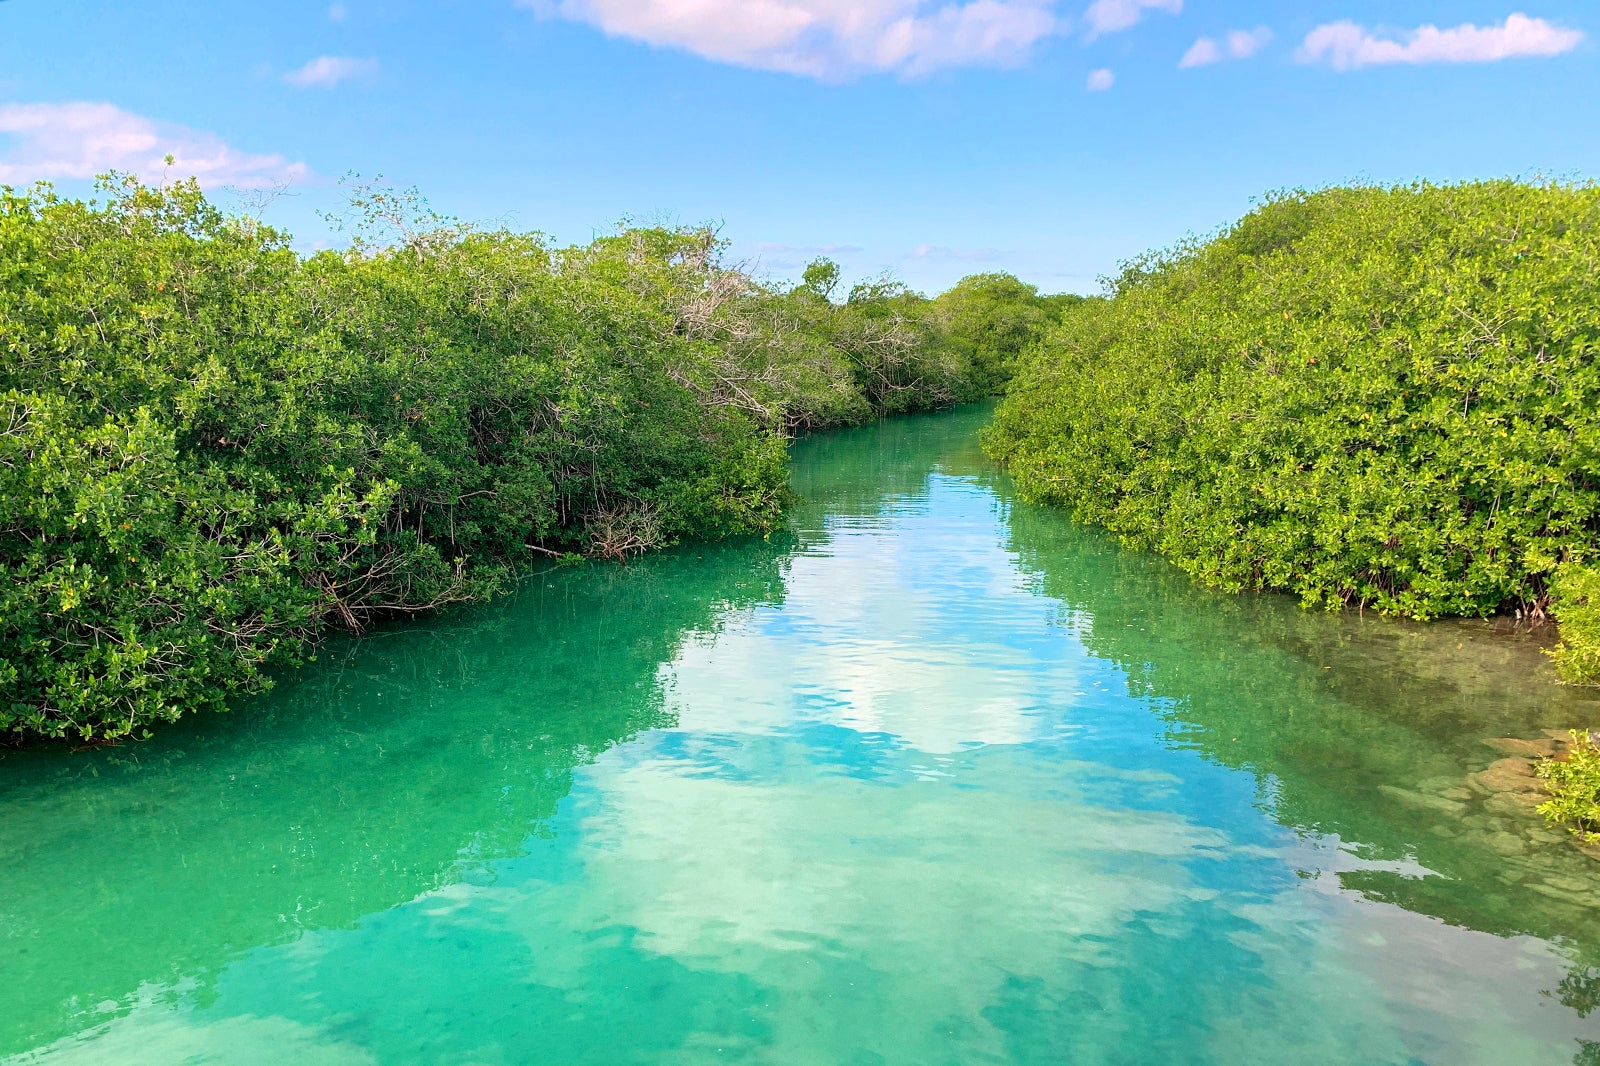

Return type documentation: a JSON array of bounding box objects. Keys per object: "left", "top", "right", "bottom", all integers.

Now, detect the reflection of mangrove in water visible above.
[
  {"left": 0, "top": 535, "right": 794, "bottom": 1057},
  {"left": 999, "top": 490, "right": 1600, "bottom": 997},
  {"left": 0, "top": 412, "right": 972, "bottom": 1061},
  {"left": 7, "top": 402, "right": 1600, "bottom": 1062},
  {"left": 789, "top": 405, "right": 1600, "bottom": 1027}
]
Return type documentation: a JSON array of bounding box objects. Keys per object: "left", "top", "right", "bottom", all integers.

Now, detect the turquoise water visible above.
[{"left": 5, "top": 405, "right": 1600, "bottom": 1064}]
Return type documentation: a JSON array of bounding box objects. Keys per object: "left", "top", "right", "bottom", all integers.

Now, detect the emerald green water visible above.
[{"left": 6, "top": 405, "right": 1600, "bottom": 1065}]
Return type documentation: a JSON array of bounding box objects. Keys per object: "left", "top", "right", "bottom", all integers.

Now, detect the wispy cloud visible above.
[
  {"left": 284, "top": 55, "right": 378, "bottom": 88},
  {"left": 329, "top": 3, "right": 349, "bottom": 20},
  {"left": 912, "top": 243, "right": 1002, "bottom": 261},
  {"left": 1179, "top": 37, "right": 1220, "bottom": 68},
  {"left": 756, "top": 242, "right": 863, "bottom": 255},
  {"left": 1180, "top": 26, "right": 1270, "bottom": 68},
  {"left": 1085, "top": 67, "right": 1114, "bottom": 91},
  {"left": 1298, "top": 12, "right": 1582, "bottom": 71},
  {"left": 1083, "top": 0, "right": 1181, "bottom": 40},
  {"left": 520, "top": 0, "right": 1062, "bottom": 79},
  {"left": 0, "top": 101, "right": 311, "bottom": 188}
]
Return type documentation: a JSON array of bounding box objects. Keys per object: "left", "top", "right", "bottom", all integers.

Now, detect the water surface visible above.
[{"left": 5, "top": 405, "right": 1600, "bottom": 1065}]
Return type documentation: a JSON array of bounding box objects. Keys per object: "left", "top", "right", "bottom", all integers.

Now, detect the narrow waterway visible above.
[{"left": 5, "top": 405, "right": 1600, "bottom": 1065}]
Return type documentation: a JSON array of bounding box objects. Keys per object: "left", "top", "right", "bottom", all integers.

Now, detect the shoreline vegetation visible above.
[
  {"left": 987, "top": 180, "right": 1600, "bottom": 679},
  {"left": 0, "top": 175, "right": 1070, "bottom": 744},
  {"left": 981, "top": 179, "right": 1600, "bottom": 839},
  {"left": 3, "top": 165, "right": 1597, "bottom": 850}
]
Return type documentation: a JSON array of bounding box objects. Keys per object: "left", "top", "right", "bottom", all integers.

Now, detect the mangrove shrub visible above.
[
  {"left": 0, "top": 177, "right": 1019, "bottom": 742},
  {"left": 986, "top": 181, "right": 1600, "bottom": 674},
  {"left": 1539, "top": 732, "right": 1600, "bottom": 841},
  {"left": 932, "top": 272, "right": 1079, "bottom": 396}
]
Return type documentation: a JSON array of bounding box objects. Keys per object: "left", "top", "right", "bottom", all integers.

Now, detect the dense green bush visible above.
[
  {"left": 758, "top": 260, "right": 967, "bottom": 425},
  {"left": 987, "top": 181, "right": 1600, "bottom": 647},
  {"left": 1539, "top": 731, "right": 1600, "bottom": 840},
  {"left": 0, "top": 177, "right": 1043, "bottom": 742},
  {"left": 932, "top": 272, "right": 1081, "bottom": 396},
  {"left": 1550, "top": 565, "right": 1600, "bottom": 685}
]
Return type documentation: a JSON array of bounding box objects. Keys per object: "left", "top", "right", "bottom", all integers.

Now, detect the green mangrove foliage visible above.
[
  {"left": 986, "top": 181, "right": 1600, "bottom": 677},
  {"left": 0, "top": 177, "right": 1048, "bottom": 743},
  {"left": 1539, "top": 732, "right": 1600, "bottom": 841},
  {"left": 1551, "top": 565, "right": 1600, "bottom": 685},
  {"left": 931, "top": 272, "right": 1083, "bottom": 397}
]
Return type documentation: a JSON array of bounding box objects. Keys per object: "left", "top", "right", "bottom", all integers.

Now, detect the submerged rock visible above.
[
  {"left": 1484, "top": 792, "right": 1541, "bottom": 818},
  {"left": 1378, "top": 783, "right": 1467, "bottom": 816},
  {"left": 1528, "top": 881, "right": 1592, "bottom": 906},
  {"left": 1543, "top": 873, "right": 1594, "bottom": 894},
  {"left": 1483, "top": 736, "right": 1559, "bottom": 758},
  {"left": 1467, "top": 757, "right": 1545, "bottom": 799},
  {"left": 1485, "top": 831, "right": 1527, "bottom": 856}
]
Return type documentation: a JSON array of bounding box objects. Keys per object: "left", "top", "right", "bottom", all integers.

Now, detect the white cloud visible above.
[
  {"left": 284, "top": 55, "right": 379, "bottom": 88},
  {"left": 1086, "top": 66, "right": 1115, "bottom": 91},
  {"left": 1083, "top": 0, "right": 1180, "bottom": 40},
  {"left": 1179, "top": 36, "right": 1220, "bottom": 67},
  {"left": 522, "top": 0, "right": 1062, "bottom": 79},
  {"left": 1298, "top": 12, "right": 1583, "bottom": 71},
  {"left": 329, "top": 3, "right": 349, "bottom": 20},
  {"left": 1227, "top": 26, "right": 1271, "bottom": 58},
  {"left": 1180, "top": 25, "right": 1270, "bottom": 68},
  {"left": 0, "top": 101, "right": 311, "bottom": 188},
  {"left": 912, "top": 242, "right": 1001, "bottom": 261}
]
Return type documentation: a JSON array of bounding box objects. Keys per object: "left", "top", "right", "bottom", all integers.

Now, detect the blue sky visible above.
[{"left": 1, "top": 1, "right": 1595, "bottom": 294}]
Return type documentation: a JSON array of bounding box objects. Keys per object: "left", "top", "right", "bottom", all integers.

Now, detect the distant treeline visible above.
[
  {"left": 986, "top": 180, "right": 1600, "bottom": 684},
  {"left": 0, "top": 176, "right": 1071, "bottom": 742}
]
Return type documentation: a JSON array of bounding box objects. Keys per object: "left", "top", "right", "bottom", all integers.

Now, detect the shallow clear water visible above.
[{"left": 6, "top": 405, "right": 1600, "bottom": 1065}]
